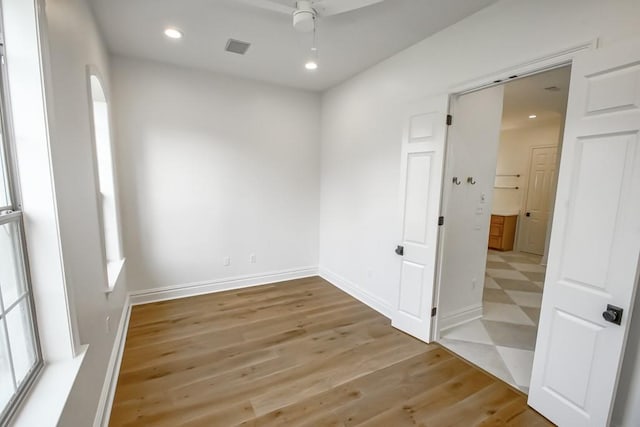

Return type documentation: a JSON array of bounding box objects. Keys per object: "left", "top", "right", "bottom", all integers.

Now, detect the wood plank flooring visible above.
[{"left": 109, "top": 277, "right": 553, "bottom": 426}]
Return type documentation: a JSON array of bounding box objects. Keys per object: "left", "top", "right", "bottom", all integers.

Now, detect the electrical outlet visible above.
[
  {"left": 223, "top": 256, "right": 231, "bottom": 266},
  {"left": 249, "top": 253, "right": 256, "bottom": 264},
  {"left": 105, "top": 316, "right": 110, "bottom": 334}
]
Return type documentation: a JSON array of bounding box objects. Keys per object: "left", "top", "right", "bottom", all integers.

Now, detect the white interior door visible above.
[
  {"left": 392, "top": 95, "right": 449, "bottom": 343},
  {"left": 521, "top": 146, "right": 558, "bottom": 255},
  {"left": 529, "top": 39, "right": 640, "bottom": 426}
]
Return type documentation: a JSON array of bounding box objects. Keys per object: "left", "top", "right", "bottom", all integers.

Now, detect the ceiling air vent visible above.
[{"left": 225, "top": 39, "right": 251, "bottom": 55}]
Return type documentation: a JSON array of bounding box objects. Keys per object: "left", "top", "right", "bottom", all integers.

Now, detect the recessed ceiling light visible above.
[
  {"left": 164, "top": 27, "right": 183, "bottom": 39},
  {"left": 529, "top": 114, "right": 537, "bottom": 119},
  {"left": 305, "top": 61, "right": 318, "bottom": 71}
]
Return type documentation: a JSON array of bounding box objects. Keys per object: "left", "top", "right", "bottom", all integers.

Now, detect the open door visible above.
[
  {"left": 529, "top": 40, "right": 640, "bottom": 426},
  {"left": 392, "top": 95, "right": 449, "bottom": 342}
]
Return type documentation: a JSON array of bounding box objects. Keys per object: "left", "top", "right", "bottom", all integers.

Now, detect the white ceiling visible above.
[
  {"left": 89, "top": 0, "right": 498, "bottom": 91},
  {"left": 501, "top": 66, "right": 571, "bottom": 131}
]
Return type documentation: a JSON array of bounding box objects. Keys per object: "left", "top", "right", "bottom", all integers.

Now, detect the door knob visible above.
[
  {"left": 603, "top": 304, "right": 623, "bottom": 325},
  {"left": 526, "top": 212, "right": 531, "bottom": 217},
  {"left": 395, "top": 245, "right": 404, "bottom": 256}
]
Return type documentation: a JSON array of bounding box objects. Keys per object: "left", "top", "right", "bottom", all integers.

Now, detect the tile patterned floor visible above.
[{"left": 439, "top": 250, "right": 545, "bottom": 393}]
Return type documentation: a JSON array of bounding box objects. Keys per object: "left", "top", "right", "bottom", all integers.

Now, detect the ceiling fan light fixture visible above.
[{"left": 293, "top": 9, "right": 316, "bottom": 32}]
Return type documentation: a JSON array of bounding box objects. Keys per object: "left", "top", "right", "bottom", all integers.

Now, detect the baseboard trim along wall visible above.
[
  {"left": 94, "top": 294, "right": 131, "bottom": 427},
  {"left": 439, "top": 304, "right": 483, "bottom": 332},
  {"left": 128, "top": 266, "right": 319, "bottom": 306},
  {"left": 318, "top": 267, "right": 394, "bottom": 319}
]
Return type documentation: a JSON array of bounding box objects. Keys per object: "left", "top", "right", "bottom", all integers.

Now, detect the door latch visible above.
[
  {"left": 395, "top": 245, "right": 404, "bottom": 256},
  {"left": 603, "top": 304, "right": 623, "bottom": 325}
]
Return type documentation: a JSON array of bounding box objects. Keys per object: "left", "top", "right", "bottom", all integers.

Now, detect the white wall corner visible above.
[{"left": 318, "top": 267, "right": 394, "bottom": 319}]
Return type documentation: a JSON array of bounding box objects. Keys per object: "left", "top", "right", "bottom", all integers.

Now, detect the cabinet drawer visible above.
[
  {"left": 490, "top": 224, "right": 503, "bottom": 237},
  {"left": 491, "top": 215, "right": 505, "bottom": 225}
]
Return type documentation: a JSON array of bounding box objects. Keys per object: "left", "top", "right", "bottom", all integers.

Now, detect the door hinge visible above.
[
  {"left": 438, "top": 216, "right": 444, "bottom": 226},
  {"left": 446, "top": 114, "right": 453, "bottom": 126},
  {"left": 431, "top": 307, "right": 437, "bottom": 317}
]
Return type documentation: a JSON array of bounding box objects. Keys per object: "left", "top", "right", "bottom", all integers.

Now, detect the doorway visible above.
[{"left": 437, "top": 66, "right": 571, "bottom": 393}]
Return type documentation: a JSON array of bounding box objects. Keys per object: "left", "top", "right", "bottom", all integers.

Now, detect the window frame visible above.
[
  {"left": 86, "top": 67, "right": 125, "bottom": 291},
  {"left": 0, "top": 17, "right": 44, "bottom": 426}
]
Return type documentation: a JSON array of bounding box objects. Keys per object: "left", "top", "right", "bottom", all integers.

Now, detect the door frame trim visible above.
[{"left": 431, "top": 38, "right": 598, "bottom": 342}]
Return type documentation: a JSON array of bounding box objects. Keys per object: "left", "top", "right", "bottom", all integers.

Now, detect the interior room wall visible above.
[
  {"left": 319, "top": 0, "right": 638, "bottom": 313},
  {"left": 438, "top": 86, "right": 504, "bottom": 329},
  {"left": 112, "top": 56, "right": 321, "bottom": 293},
  {"left": 39, "top": 0, "right": 130, "bottom": 425},
  {"left": 494, "top": 119, "right": 563, "bottom": 251},
  {"left": 317, "top": 0, "right": 639, "bottom": 423}
]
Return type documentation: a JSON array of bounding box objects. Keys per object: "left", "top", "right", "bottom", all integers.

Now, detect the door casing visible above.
[{"left": 432, "top": 39, "right": 596, "bottom": 341}]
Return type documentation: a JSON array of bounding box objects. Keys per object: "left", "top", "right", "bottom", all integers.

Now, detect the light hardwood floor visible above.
[{"left": 109, "top": 277, "right": 553, "bottom": 426}]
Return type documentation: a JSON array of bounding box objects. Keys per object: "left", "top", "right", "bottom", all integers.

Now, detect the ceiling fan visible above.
[{"left": 237, "top": 0, "right": 385, "bottom": 32}]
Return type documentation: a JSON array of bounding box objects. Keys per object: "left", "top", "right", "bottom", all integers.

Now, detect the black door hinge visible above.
[
  {"left": 431, "top": 307, "right": 437, "bottom": 317},
  {"left": 446, "top": 114, "right": 453, "bottom": 126},
  {"left": 438, "top": 216, "right": 444, "bottom": 226}
]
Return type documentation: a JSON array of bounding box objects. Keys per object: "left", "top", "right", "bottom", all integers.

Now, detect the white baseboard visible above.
[
  {"left": 94, "top": 294, "right": 131, "bottom": 427},
  {"left": 129, "top": 266, "right": 318, "bottom": 306},
  {"left": 319, "top": 267, "right": 393, "bottom": 319},
  {"left": 439, "top": 304, "right": 483, "bottom": 331}
]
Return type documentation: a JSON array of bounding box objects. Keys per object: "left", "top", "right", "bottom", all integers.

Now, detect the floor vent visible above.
[{"left": 225, "top": 39, "right": 251, "bottom": 55}]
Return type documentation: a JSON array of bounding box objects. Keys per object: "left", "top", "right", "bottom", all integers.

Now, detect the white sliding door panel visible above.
[
  {"left": 529, "top": 40, "right": 640, "bottom": 427},
  {"left": 392, "top": 95, "right": 449, "bottom": 342}
]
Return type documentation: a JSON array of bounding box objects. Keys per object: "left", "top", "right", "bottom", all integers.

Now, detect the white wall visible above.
[
  {"left": 319, "top": 0, "right": 639, "bottom": 314},
  {"left": 112, "top": 56, "right": 321, "bottom": 292},
  {"left": 317, "top": 0, "right": 640, "bottom": 424},
  {"left": 438, "top": 86, "right": 504, "bottom": 328},
  {"left": 36, "top": 0, "right": 129, "bottom": 425}
]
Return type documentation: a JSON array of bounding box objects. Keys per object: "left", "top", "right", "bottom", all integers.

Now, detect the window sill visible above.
[
  {"left": 12, "top": 345, "right": 87, "bottom": 427},
  {"left": 104, "top": 258, "right": 126, "bottom": 294}
]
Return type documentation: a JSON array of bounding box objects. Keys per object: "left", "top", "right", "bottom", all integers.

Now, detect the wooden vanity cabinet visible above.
[{"left": 488, "top": 214, "right": 518, "bottom": 251}]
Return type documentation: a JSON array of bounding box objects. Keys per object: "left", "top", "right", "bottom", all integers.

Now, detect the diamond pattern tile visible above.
[{"left": 440, "top": 250, "right": 545, "bottom": 393}]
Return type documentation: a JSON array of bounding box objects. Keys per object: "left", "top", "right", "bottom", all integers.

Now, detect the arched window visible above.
[{"left": 88, "top": 73, "right": 124, "bottom": 288}]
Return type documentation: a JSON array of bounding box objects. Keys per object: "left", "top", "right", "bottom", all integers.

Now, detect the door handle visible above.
[
  {"left": 395, "top": 245, "right": 404, "bottom": 256},
  {"left": 526, "top": 212, "right": 531, "bottom": 217},
  {"left": 603, "top": 304, "right": 623, "bottom": 325}
]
